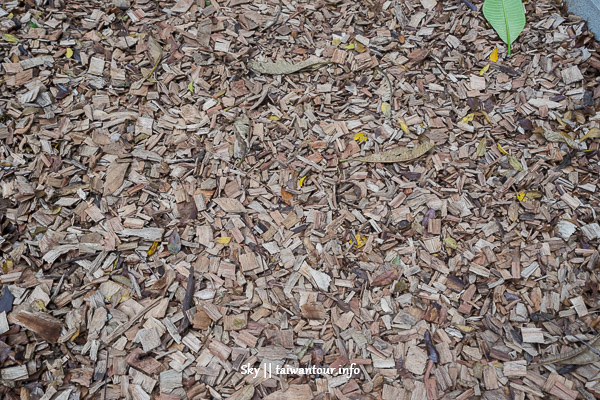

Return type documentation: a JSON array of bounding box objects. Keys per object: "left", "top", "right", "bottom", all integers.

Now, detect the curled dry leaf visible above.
[
  {"left": 281, "top": 187, "right": 293, "bottom": 205},
  {"left": 371, "top": 269, "right": 400, "bottom": 287},
  {"left": 476, "top": 138, "right": 487, "bottom": 157},
  {"left": 542, "top": 129, "right": 580, "bottom": 149},
  {"left": 341, "top": 141, "right": 435, "bottom": 163},
  {"left": 580, "top": 128, "right": 600, "bottom": 141},
  {"left": 144, "top": 36, "right": 163, "bottom": 80}
]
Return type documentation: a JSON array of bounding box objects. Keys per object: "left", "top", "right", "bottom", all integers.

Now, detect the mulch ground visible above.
[{"left": 2, "top": 0, "right": 600, "bottom": 399}]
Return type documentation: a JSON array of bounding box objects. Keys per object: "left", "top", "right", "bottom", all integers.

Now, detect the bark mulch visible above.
[{"left": 1, "top": 0, "right": 600, "bottom": 399}]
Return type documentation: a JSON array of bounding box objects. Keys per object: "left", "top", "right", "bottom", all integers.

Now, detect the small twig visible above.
[
  {"left": 260, "top": 0, "right": 283, "bottom": 32},
  {"left": 52, "top": 254, "right": 97, "bottom": 269},
  {"left": 134, "top": 249, "right": 158, "bottom": 280},
  {"left": 535, "top": 313, "right": 600, "bottom": 358}
]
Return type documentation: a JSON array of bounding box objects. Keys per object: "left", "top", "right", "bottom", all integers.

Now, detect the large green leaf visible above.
[{"left": 482, "top": 0, "right": 526, "bottom": 56}]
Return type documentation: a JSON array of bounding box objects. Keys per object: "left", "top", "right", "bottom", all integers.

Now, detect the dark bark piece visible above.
[
  {"left": 15, "top": 310, "right": 63, "bottom": 343},
  {"left": 125, "top": 348, "right": 164, "bottom": 374},
  {"left": 0, "top": 286, "right": 15, "bottom": 313},
  {"left": 179, "top": 264, "right": 195, "bottom": 334}
]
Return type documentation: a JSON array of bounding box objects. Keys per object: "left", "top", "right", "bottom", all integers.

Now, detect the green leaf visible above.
[{"left": 482, "top": 0, "right": 526, "bottom": 56}]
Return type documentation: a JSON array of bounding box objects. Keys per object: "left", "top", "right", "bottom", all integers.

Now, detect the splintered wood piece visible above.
[
  {"left": 126, "top": 349, "right": 164, "bottom": 375},
  {"left": 15, "top": 310, "right": 64, "bottom": 343},
  {"left": 300, "top": 302, "right": 327, "bottom": 320}
]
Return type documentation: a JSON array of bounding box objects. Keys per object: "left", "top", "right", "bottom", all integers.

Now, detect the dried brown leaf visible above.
[{"left": 341, "top": 141, "right": 435, "bottom": 163}]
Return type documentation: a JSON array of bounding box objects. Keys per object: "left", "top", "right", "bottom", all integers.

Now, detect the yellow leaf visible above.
[
  {"left": 2, "top": 33, "right": 19, "bottom": 43},
  {"left": 478, "top": 110, "right": 492, "bottom": 124},
  {"left": 444, "top": 237, "right": 458, "bottom": 250},
  {"left": 381, "top": 102, "right": 391, "bottom": 119},
  {"left": 332, "top": 37, "right": 341, "bottom": 46},
  {"left": 461, "top": 113, "right": 475, "bottom": 123},
  {"left": 188, "top": 81, "right": 194, "bottom": 93},
  {"left": 353, "top": 132, "right": 368, "bottom": 143},
  {"left": 516, "top": 190, "right": 543, "bottom": 202},
  {"left": 31, "top": 300, "right": 47, "bottom": 312},
  {"left": 216, "top": 237, "right": 231, "bottom": 244},
  {"left": 508, "top": 155, "right": 523, "bottom": 171},
  {"left": 497, "top": 143, "right": 508, "bottom": 155},
  {"left": 476, "top": 138, "right": 487, "bottom": 157},
  {"left": 479, "top": 63, "right": 490, "bottom": 76},
  {"left": 580, "top": 128, "right": 600, "bottom": 141},
  {"left": 456, "top": 324, "right": 475, "bottom": 333},
  {"left": 350, "top": 234, "right": 367, "bottom": 249},
  {"left": 355, "top": 41, "right": 367, "bottom": 53},
  {"left": 65, "top": 48, "right": 73, "bottom": 58},
  {"left": 397, "top": 117, "right": 409, "bottom": 134},
  {"left": 147, "top": 241, "right": 159, "bottom": 256},
  {"left": 490, "top": 47, "right": 498, "bottom": 63},
  {"left": 342, "top": 42, "right": 355, "bottom": 50},
  {"left": 70, "top": 327, "right": 80, "bottom": 341},
  {"left": 268, "top": 115, "right": 280, "bottom": 121},
  {"left": 2, "top": 259, "right": 13, "bottom": 273},
  {"left": 298, "top": 176, "right": 307, "bottom": 188}
]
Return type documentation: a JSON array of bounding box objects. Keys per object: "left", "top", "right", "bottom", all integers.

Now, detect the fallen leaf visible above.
[
  {"left": 341, "top": 141, "right": 435, "bottom": 163},
  {"left": 490, "top": 47, "right": 498, "bottom": 62},
  {"left": 381, "top": 102, "right": 391, "bottom": 119},
  {"left": 355, "top": 41, "right": 367, "bottom": 53},
  {"left": 516, "top": 190, "right": 543, "bottom": 202},
  {"left": 508, "top": 155, "right": 523, "bottom": 171},
  {"left": 398, "top": 117, "right": 409, "bottom": 134},
  {"left": 349, "top": 234, "right": 367, "bottom": 249},
  {"left": 2, "top": 33, "right": 18, "bottom": 43},
  {"left": 542, "top": 129, "right": 580, "bottom": 149},
  {"left": 456, "top": 324, "right": 476, "bottom": 333},
  {"left": 444, "top": 237, "right": 458, "bottom": 250},
  {"left": 144, "top": 36, "right": 163, "bottom": 80},
  {"left": 281, "top": 187, "right": 293, "bottom": 205},
  {"left": 476, "top": 138, "right": 487, "bottom": 157},
  {"left": 216, "top": 236, "right": 231, "bottom": 244},
  {"left": 298, "top": 176, "right": 307, "bottom": 188},
  {"left": 461, "top": 113, "right": 475, "bottom": 123},
  {"left": 353, "top": 132, "right": 368, "bottom": 142},
  {"left": 66, "top": 48, "right": 73, "bottom": 58},
  {"left": 580, "top": 128, "right": 600, "bottom": 141},
  {"left": 147, "top": 241, "right": 159, "bottom": 256},
  {"left": 497, "top": 143, "right": 509, "bottom": 155},
  {"left": 479, "top": 63, "right": 490, "bottom": 75},
  {"left": 372, "top": 269, "right": 400, "bottom": 286}
]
